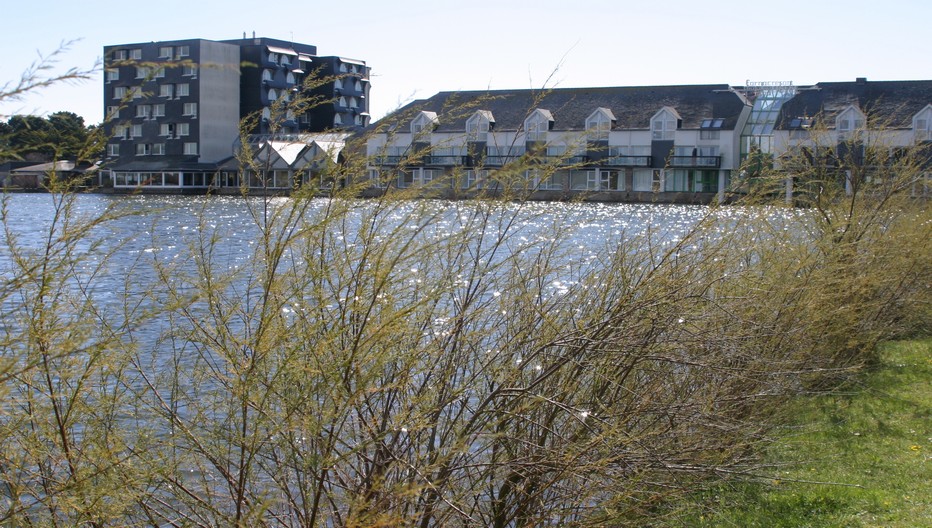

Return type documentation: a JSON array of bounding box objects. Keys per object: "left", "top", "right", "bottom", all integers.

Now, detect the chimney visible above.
[{"left": 856, "top": 77, "right": 867, "bottom": 84}]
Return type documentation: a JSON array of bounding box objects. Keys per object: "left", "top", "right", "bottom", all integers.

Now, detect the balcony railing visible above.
[
  {"left": 373, "top": 155, "right": 405, "bottom": 165},
  {"left": 669, "top": 156, "right": 721, "bottom": 168},
  {"left": 484, "top": 155, "right": 523, "bottom": 166},
  {"left": 427, "top": 155, "right": 467, "bottom": 166},
  {"left": 603, "top": 155, "right": 652, "bottom": 167}
]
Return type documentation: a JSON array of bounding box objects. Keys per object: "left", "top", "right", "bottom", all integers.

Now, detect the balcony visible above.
[
  {"left": 484, "top": 155, "right": 523, "bottom": 166},
  {"left": 373, "top": 155, "right": 405, "bottom": 165},
  {"left": 427, "top": 155, "right": 467, "bottom": 166},
  {"left": 669, "top": 156, "right": 722, "bottom": 168},
  {"left": 603, "top": 155, "right": 652, "bottom": 167}
]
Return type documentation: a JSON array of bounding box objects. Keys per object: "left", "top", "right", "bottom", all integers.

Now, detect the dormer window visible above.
[
  {"left": 835, "top": 106, "right": 865, "bottom": 140},
  {"left": 651, "top": 107, "right": 680, "bottom": 140},
  {"left": 786, "top": 117, "right": 814, "bottom": 139},
  {"left": 411, "top": 111, "right": 439, "bottom": 135},
  {"left": 913, "top": 105, "right": 932, "bottom": 141},
  {"left": 466, "top": 110, "right": 494, "bottom": 142},
  {"left": 525, "top": 109, "right": 554, "bottom": 142},
  {"left": 699, "top": 118, "right": 725, "bottom": 140},
  {"left": 586, "top": 108, "right": 615, "bottom": 141}
]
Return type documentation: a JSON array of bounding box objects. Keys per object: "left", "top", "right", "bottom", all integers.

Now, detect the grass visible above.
[{"left": 675, "top": 339, "right": 932, "bottom": 527}]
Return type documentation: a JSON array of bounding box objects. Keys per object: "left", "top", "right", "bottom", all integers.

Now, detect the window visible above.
[
  {"left": 286, "top": 71, "right": 295, "bottom": 84},
  {"left": 152, "top": 143, "right": 165, "bottom": 155},
  {"left": 159, "top": 84, "right": 173, "bottom": 98},
  {"left": 114, "top": 86, "right": 127, "bottom": 99},
  {"left": 348, "top": 97, "right": 357, "bottom": 108},
  {"left": 176, "top": 45, "right": 189, "bottom": 58},
  {"left": 268, "top": 88, "right": 278, "bottom": 101},
  {"left": 107, "top": 106, "right": 120, "bottom": 119},
  {"left": 633, "top": 169, "right": 652, "bottom": 191},
  {"left": 700, "top": 118, "right": 724, "bottom": 140},
  {"left": 130, "top": 49, "right": 142, "bottom": 60},
  {"left": 136, "top": 143, "right": 151, "bottom": 155},
  {"left": 113, "top": 125, "right": 127, "bottom": 139},
  {"left": 105, "top": 69, "right": 119, "bottom": 82},
  {"left": 152, "top": 104, "right": 165, "bottom": 117},
  {"left": 467, "top": 111, "right": 492, "bottom": 141},
  {"left": 131, "top": 87, "right": 143, "bottom": 99},
  {"left": 608, "top": 146, "right": 650, "bottom": 166},
  {"left": 339, "top": 96, "right": 347, "bottom": 107},
  {"left": 262, "top": 69, "right": 273, "bottom": 82},
  {"left": 154, "top": 67, "right": 165, "bottom": 78},
  {"left": 397, "top": 170, "right": 415, "bottom": 188},
  {"left": 268, "top": 52, "right": 278, "bottom": 63},
  {"left": 651, "top": 109, "right": 678, "bottom": 140},
  {"left": 355, "top": 80, "right": 363, "bottom": 92},
  {"left": 334, "top": 114, "right": 343, "bottom": 126},
  {"left": 913, "top": 106, "right": 932, "bottom": 141},
  {"left": 177, "top": 123, "right": 189, "bottom": 136},
  {"left": 135, "top": 67, "right": 149, "bottom": 80},
  {"left": 463, "top": 169, "right": 488, "bottom": 189},
  {"left": 113, "top": 49, "right": 128, "bottom": 61},
  {"left": 183, "top": 142, "right": 198, "bottom": 155},
  {"left": 107, "top": 143, "right": 119, "bottom": 156},
  {"left": 160, "top": 123, "right": 174, "bottom": 136},
  {"left": 131, "top": 124, "right": 143, "bottom": 137},
  {"left": 182, "top": 64, "right": 197, "bottom": 76},
  {"left": 836, "top": 107, "right": 865, "bottom": 140},
  {"left": 136, "top": 105, "right": 151, "bottom": 118},
  {"left": 159, "top": 47, "right": 172, "bottom": 58},
  {"left": 525, "top": 109, "right": 553, "bottom": 142},
  {"left": 333, "top": 78, "right": 343, "bottom": 91},
  {"left": 586, "top": 108, "right": 614, "bottom": 141},
  {"left": 183, "top": 103, "right": 197, "bottom": 117},
  {"left": 176, "top": 83, "right": 189, "bottom": 97}
]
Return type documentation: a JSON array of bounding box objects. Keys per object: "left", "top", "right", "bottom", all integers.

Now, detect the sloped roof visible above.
[
  {"left": 12, "top": 160, "right": 97, "bottom": 174},
  {"left": 376, "top": 84, "right": 748, "bottom": 132},
  {"left": 105, "top": 159, "right": 222, "bottom": 171},
  {"left": 776, "top": 79, "right": 932, "bottom": 129}
]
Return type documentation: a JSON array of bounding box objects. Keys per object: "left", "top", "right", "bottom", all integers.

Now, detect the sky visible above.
[{"left": 1, "top": 0, "right": 929, "bottom": 126}]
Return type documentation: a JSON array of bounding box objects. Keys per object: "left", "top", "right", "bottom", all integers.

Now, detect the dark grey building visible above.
[{"left": 102, "top": 36, "right": 369, "bottom": 191}]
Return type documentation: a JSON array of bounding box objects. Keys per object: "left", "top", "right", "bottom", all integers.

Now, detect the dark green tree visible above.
[{"left": 2, "top": 112, "right": 93, "bottom": 161}]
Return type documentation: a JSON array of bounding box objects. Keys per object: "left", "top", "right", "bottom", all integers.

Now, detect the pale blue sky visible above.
[{"left": 1, "top": 0, "right": 929, "bottom": 125}]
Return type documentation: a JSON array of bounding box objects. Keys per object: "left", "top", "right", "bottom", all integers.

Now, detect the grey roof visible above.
[
  {"left": 105, "top": 158, "right": 224, "bottom": 171},
  {"left": 376, "top": 84, "right": 749, "bottom": 132},
  {"left": 776, "top": 79, "right": 932, "bottom": 129}
]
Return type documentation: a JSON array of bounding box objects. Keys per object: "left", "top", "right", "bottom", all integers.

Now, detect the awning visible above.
[
  {"left": 339, "top": 57, "right": 366, "bottom": 66},
  {"left": 267, "top": 46, "right": 297, "bottom": 56},
  {"left": 298, "top": 54, "right": 314, "bottom": 62}
]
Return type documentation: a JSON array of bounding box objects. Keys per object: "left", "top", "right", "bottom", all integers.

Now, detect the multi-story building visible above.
[
  {"left": 365, "top": 85, "right": 752, "bottom": 202},
  {"left": 102, "top": 36, "right": 369, "bottom": 192},
  {"left": 365, "top": 79, "right": 932, "bottom": 202},
  {"left": 771, "top": 78, "right": 932, "bottom": 198}
]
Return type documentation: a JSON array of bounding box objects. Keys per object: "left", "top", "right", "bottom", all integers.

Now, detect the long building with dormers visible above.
[{"left": 364, "top": 79, "right": 932, "bottom": 202}]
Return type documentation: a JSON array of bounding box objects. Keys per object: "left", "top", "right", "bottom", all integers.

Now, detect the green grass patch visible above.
[{"left": 676, "top": 339, "right": 932, "bottom": 527}]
